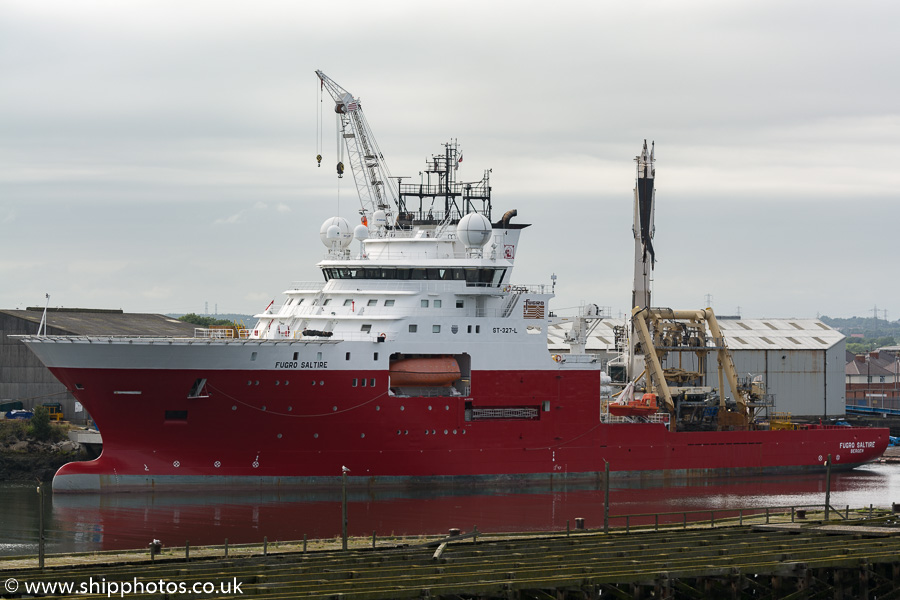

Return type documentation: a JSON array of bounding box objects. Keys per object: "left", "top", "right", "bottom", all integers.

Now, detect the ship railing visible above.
[
  {"left": 246, "top": 330, "right": 388, "bottom": 343},
  {"left": 285, "top": 281, "right": 327, "bottom": 292},
  {"left": 554, "top": 353, "right": 600, "bottom": 365},
  {"left": 305, "top": 280, "right": 552, "bottom": 296},
  {"left": 193, "top": 328, "right": 244, "bottom": 339},
  {"left": 601, "top": 412, "right": 671, "bottom": 425}
]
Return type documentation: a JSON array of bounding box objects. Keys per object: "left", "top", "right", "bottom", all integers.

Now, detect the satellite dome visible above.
[
  {"left": 372, "top": 210, "right": 387, "bottom": 228},
  {"left": 319, "top": 217, "right": 352, "bottom": 248},
  {"left": 456, "top": 212, "right": 493, "bottom": 248},
  {"left": 353, "top": 224, "right": 370, "bottom": 240}
]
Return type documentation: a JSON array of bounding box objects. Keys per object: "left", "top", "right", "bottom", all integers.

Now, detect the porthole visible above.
[
  {"left": 232, "top": 405, "right": 237, "bottom": 411},
  {"left": 314, "top": 433, "right": 319, "bottom": 439},
  {"left": 261, "top": 405, "right": 266, "bottom": 411},
  {"left": 360, "top": 433, "right": 365, "bottom": 438},
  {"left": 277, "top": 433, "right": 282, "bottom": 439},
  {"left": 332, "top": 406, "right": 338, "bottom": 411},
  {"left": 376, "top": 406, "right": 381, "bottom": 411},
  {"left": 444, "top": 429, "right": 449, "bottom": 435},
  {"left": 288, "top": 406, "right": 293, "bottom": 411},
  {"left": 428, "top": 405, "right": 432, "bottom": 411},
  {"left": 400, "top": 406, "right": 405, "bottom": 411}
]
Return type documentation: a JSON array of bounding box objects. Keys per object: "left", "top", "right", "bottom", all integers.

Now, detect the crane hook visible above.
[
  {"left": 337, "top": 161, "right": 344, "bottom": 178},
  {"left": 316, "top": 154, "right": 322, "bottom": 168}
]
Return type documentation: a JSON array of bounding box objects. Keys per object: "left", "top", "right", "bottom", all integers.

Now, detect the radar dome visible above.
[
  {"left": 353, "top": 224, "right": 370, "bottom": 240},
  {"left": 319, "top": 217, "right": 352, "bottom": 248},
  {"left": 456, "top": 213, "right": 493, "bottom": 248},
  {"left": 372, "top": 210, "right": 388, "bottom": 228}
]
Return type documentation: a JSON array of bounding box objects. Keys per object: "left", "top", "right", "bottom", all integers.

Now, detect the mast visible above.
[
  {"left": 629, "top": 140, "right": 655, "bottom": 376},
  {"left": 632, "top": 140, "right": 655, "bottom": 313}
]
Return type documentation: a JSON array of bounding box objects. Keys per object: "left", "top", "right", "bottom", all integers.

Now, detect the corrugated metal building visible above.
[
  {"left": 548, "top": 316, "right": 846, "bottom": 418},
  {"left": 0, "top": 308, "right": 197, "bottom": 424}
]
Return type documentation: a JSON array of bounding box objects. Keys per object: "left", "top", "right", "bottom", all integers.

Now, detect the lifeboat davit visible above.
[
  {"left": 389, "top": 357, "right": 461, "bottom": 387},
  {"left": 608, "top": 392, "right": 659, "bottom": 417}
]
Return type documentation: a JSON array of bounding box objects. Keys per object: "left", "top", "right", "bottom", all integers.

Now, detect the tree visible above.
[
  {"left": 29, "top": 406, "right": 52, "bottom": 442},
  {"left": 178, "top": 313, "right": 236, "bottom": 328}
]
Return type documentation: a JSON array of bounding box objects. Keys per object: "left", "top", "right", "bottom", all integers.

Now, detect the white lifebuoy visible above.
[
  {"left": 503, "top": 285, "right": 511, "bottom": 292},
  {"left": 553, "top": 354, "right": 562, "bottom": 363}
]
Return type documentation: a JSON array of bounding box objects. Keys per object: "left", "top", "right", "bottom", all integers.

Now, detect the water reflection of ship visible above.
[{"left": 51, "top": 466, "right": 893, "bottom": 552}]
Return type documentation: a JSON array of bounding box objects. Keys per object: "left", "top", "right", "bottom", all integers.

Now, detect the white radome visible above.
[
  {"left": 456, "top": 212, "right": 493, "bottom": 248},
  {"left": 319, "top": 217, "right": 352, "bottom": 248}
]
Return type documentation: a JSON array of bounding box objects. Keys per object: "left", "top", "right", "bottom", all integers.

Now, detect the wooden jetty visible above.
[{"left": 4, "top": 509, "right": 900, "bottom": 599}]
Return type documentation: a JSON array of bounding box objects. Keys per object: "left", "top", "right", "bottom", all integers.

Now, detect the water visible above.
[{"left": 2, "top": 464, "right": 899, "bottom": 557}]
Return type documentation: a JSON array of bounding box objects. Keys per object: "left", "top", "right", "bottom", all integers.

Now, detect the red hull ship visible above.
[{"left": 18, "top": 73, "right": 888, "bottom": 492}]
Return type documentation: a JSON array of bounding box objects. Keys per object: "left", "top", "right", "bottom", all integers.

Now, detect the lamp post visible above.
[{"left": 341, "top": 466, "right": 349, "bottom": 550}]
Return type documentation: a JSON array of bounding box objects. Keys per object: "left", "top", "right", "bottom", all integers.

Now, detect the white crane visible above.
[{"left": 315, "top": 70, "right": 399, "bottom": 227}]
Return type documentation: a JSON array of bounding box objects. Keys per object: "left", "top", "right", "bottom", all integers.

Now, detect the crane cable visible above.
[{"left": 316, "top": 79, "right": 323, "bottom": 168}]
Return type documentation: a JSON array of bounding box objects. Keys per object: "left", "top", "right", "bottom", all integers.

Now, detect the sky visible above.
[{"left": 2, "top": 0, "right": 899, "bottom": 321}]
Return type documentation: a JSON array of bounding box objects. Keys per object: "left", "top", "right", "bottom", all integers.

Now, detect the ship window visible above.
[
  {"left": 75, "top": 383, "right": 84, "bottom": 390},
  {"left": 384, "top": 299, "right": 395, "bottom": 307},
  {"left": 433, "top": 325, "right": 441, "bottom": 333},
  {"left": 362, "top": 378, "right": 367, "bottom": 387},
  {"left": 324, "top": 299, "right": 332, "bottom": 306},
  {"left": 411, "top": 269, "right": 426, "bottom": 280},
  {"left": 374, "top": 352, "right": 379, "bottom": 361},
  {"left": 293, "top": 352, "right": 299, "bottom": 360},
  {"left": 543, "top": 401, "right": 550, "bottom": 412},
  {"left": 345, "top": 352, "right": 351, "bottom": 360},
  {"left": 456, "top": 300, "right": 464, "bottom": 308},
  {"left": 361, "top": 324, "right": 372, "bottom": 333},
  {"left": 187, "top": 378, "right": 208, "bottom": 399},
  {"left": 251, "top": 351, "right": 258, "bottom": 361},
  {"left": 287, "top": 299, "right": 293, "bottom": 305},
  {"left": 343, "top": 299, "right": 353, "bottom": 306},
  {"left": 476, "top": 325, "right": 481, "bottom": 333},
  {"left": 369, "top": 378, "right": 376, "bottom": 387},
  {"left": 409, "top": 324, "right": 418, "bottom": 333},
  {"left": 421, "top": 299, "right": 429, "bottom": 308},
  {"left": 367, "top": 299, "right": 377, "bottom": 306},
  {"left": 434, "top": 299, "right": 442, "bottom": 308},
  {"left": 467, "top": 325, "right": 472, "bottom": 333},
  {"left": 352, "top": 378, "right": 358, "bottom": 387},
  {"left": 165, "top": 410, "right": 188, "bottom": 421},
  {"left": 297, "top": 299, "right": 304, "bottom": 305},
  {"left": 316, "top": 351, "right": 323, "bottom": 361}
]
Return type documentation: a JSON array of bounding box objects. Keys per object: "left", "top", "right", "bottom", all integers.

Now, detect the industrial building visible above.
[
  {"left": 548, "top": 315, "right": 846, "bottom": 420},
  {"left": 0, "top": 308, "right": 196, "bottom": 424}
]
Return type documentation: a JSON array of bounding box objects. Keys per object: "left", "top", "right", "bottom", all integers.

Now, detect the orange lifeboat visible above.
[
  {"left": 389, "top": 357, "right": 461, "bottom": 387},
  {"left": 608, "top": 392, "right": 658, "bottom": 417}
]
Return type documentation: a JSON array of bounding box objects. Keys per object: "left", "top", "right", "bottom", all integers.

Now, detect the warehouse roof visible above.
[
  {"left": 0, "top": 308, "right": 197, "bottom": 337},
  {"left": 547, "top": 316, "right": 843, "bottom": 353}
]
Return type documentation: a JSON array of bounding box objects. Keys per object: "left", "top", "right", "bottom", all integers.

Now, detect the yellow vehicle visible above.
[{"left": 41, "top": 402, "right": 64, "bottom": 422}]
